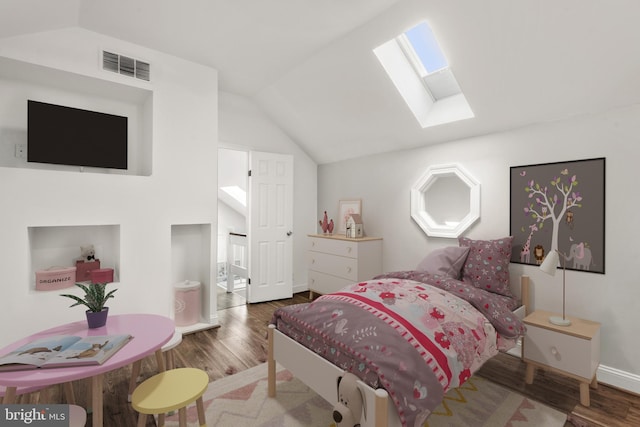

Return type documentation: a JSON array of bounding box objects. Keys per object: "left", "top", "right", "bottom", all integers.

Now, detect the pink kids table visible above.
[{"left": 0, "top": 313, "right": 174, "bottom": 427}]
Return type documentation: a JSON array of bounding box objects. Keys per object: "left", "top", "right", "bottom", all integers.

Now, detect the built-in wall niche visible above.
[
  {"left": 171, "top": 223, "right": 215, "bottom": 333},
  {"left": 28, "top": 225, "right": 121, "bottom": 291},
  {"left": 0, "top": 56, "right": 152, "bottom": 176}
]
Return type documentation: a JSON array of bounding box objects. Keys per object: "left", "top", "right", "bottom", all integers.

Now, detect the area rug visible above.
[{"left": 162, "top": 363, "right": 567, "bottom": 427}]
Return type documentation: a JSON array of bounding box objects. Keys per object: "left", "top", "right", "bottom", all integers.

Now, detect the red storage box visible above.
[
  {"left": 91, "top": 268, "right": 114, "bottom": 284},
  {"left": 35, "top": 266, "right": 76, "bottom": 291},
  {"left": 75, "top": 260, "right": 100, "bottom": 282}
]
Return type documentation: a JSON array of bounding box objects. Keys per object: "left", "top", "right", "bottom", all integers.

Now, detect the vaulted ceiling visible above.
[{"left": 2, "top": 0, "right": 640, "bottom": 164}]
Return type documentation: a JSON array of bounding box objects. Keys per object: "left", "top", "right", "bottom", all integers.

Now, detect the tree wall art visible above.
[{"left": 510, "top": 157, "right": 605, "bottom": 274}]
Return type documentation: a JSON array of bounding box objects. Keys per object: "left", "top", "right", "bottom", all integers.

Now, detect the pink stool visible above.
[
  {"left": 69, "top": 404, "right": 87, "bottom": 427},
  {"left": 1, "top": 382, "right": 76, "bottom": 404},
  {"left": 1, "top": 384, "right": 47, "bottom": 403}
]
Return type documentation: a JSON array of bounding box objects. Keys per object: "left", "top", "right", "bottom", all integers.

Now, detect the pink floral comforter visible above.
[{"left": 272, "top": 276, "right": 525, "bottom": 427}]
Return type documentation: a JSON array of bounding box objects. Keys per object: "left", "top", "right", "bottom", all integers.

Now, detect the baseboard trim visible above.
[
  {"left": 597, "top": 364, "right": 640, "bottom": 395},
  {"left": 293, "top": 283, "right": 308, "bottom": 295}
]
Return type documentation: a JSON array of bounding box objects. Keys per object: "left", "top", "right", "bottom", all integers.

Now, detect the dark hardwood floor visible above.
[{"left": 21, "top": 292, "right": 640, "bottom": 426}]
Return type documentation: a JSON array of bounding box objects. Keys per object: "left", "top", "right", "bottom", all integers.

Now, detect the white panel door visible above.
[{"left": 247, "top": 151, "right": 293, "bottom": 303}]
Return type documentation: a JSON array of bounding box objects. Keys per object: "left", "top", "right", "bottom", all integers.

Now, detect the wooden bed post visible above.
[
  {"left": 374, "top": 389, "right": 388, "bottom": 427},
  {"left": 520, "top": 275, "right": 531, "bottom": 361},
  {"left": 267, "top": 324, "right": 276, "bottom": 397},
  {"left": 521, "top": 275, "right": 531, "bottom": 316}
]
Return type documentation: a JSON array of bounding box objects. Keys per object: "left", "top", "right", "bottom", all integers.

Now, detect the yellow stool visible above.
[
  {"left": 131, "top": 368, "right": 208, "bottom": 427},
  {"left": 128, "top": 330, "right": 183, "bottom": 402}
]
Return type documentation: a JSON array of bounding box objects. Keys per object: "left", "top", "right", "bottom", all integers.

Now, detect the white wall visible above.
[
  {"left": 318, "top": 104, "right": 640, "bottom": 393},
  {"left": 219, "top": 91, "right": 317, "bottom": 293},
  {"left": 0, "top": 28, "right": 219, "bottom": 344}
]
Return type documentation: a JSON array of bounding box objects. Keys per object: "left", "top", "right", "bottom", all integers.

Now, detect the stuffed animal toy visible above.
[
  {"left": 80, "top": 245, "right": 96, "bottom": 262},
  {"left": 332, "top": 372, "right": 365, "bottom": 427}
]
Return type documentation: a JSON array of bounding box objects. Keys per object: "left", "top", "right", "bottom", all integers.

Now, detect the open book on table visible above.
[{"left": 0, "top": 334, "right": 132, "bottom": 372}]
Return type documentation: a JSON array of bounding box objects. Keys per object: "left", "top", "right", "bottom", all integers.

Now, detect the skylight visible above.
[
  {"left": 374, "top": 21, "right": 473, "bottom": 128},
  {"left": 403, "top": 22, "right": 448, "bottom": 75},
  {"left": 220, "top": 186, "right": 246, "bottom": 206}
]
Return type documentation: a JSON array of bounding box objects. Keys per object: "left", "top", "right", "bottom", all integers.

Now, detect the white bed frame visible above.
[{"left": 267, "top": 275, "right": 531, "bottom": 427}]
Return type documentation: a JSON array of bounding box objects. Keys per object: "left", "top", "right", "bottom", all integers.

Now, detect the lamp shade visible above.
[{"left": 540, "top": 250, "right": 560, "bottom": 276}]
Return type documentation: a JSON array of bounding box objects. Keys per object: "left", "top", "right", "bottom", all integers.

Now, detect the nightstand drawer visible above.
[
  {"left": 309, "top": 237, "right": 358, "bottom": 258},
  {"left": 524, "top": 324, "right": 599, "bottom": 380},
  {"left": 308, "top": 251, "right": 358, "bottom": 281}
]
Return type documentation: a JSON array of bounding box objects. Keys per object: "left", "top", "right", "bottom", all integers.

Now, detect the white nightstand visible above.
[
  {"left": 307, "top": 234, "right": 382, "bottom": 298},
  {"left": 523, "top": 310, "right": 601, "bottom": 406}
]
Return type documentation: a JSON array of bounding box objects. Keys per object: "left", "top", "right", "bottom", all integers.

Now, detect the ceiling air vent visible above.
[
  {"left": 102, "top": 50, "right": 150, "bottom": 82},
  {"left": 135, "top": 61, "right": 150, "bottom": 81}
]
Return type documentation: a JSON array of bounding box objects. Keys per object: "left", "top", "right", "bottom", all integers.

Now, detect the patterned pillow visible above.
[
  {"left": 415, "top": 246, "right": 470, "bottom": 279},
  {"left": 458, "top": 236, "right": 514, "bottom": 297}
]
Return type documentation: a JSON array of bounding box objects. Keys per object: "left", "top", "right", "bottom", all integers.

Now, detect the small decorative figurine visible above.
[
  {"left": 346, "top": 214, "right": 364, "bottom": 238},
  {"left": 79, "top": 245, "right": 96, "bottom": 262},
  {"left": 319, "top": 211, "right": 334, "bottom": 234}
]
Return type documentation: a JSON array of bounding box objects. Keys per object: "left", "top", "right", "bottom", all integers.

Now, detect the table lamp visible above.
[{"left": 539, "top": 249, "right": 572, "bottom": 326}]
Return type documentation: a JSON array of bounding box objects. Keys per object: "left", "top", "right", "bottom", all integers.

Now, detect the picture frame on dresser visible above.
[{"left": 337, "top": 199, "right": 362, "bottom": 235}]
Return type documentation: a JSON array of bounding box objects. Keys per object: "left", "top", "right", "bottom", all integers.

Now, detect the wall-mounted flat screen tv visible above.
[{"left": 28, "top": 100, "right": 128, "bottom": 170}]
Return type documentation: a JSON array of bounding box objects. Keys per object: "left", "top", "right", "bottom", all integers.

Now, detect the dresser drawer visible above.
[
  {"left": 309, "top": 236, "right": 358, "bottom": 258},
  {"left": 308, "top": 270, "right": 354, "bottom": 294},
  {"left": 524, "top": 324, "right": 599, "bottom": 380},
  {"left": 308, "top": 251, "right": 358, "bottom": 282}
]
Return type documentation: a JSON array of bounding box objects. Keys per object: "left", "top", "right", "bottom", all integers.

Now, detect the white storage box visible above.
[{"left": 174, "top": 280, "right": 201, "bottom": 326}]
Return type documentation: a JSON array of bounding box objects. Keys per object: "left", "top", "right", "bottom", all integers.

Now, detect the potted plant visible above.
[{"left": 60, "top": 282, "right": 117, "bottom": 328}]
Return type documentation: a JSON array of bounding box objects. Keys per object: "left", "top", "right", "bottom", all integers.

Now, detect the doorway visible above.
[
  {"left": 217, "top": 148, "right": 248, "bottom": 310},
  {"left": 216, "top": 148, "right": 294, "bottom": 308}
]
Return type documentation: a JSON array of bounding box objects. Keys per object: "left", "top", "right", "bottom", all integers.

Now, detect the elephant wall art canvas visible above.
[{"left": 509, "top": 157, "right": 605, "bottom": 274}]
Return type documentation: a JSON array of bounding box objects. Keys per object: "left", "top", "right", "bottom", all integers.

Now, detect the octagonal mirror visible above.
[{"left": 410, "top": 164, "right": 480, "bottom": 238}]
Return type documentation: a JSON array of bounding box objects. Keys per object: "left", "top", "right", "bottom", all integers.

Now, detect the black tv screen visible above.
[{"left": 28, "top": 100, "right": 128, "bottom": 170}]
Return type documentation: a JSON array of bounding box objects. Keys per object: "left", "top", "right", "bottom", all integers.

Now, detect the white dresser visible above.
[{"left": 307, "top": 234, "right": 382, "bottom": 297}]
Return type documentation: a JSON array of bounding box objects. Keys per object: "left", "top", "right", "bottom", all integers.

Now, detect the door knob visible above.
[{"left": 287, "top": 231, "right": 293, "bottom": 236}]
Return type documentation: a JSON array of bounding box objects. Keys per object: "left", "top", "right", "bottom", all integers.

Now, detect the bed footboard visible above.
[{"left": 267, "top": 324, "right": 397, "bottom": 427}]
